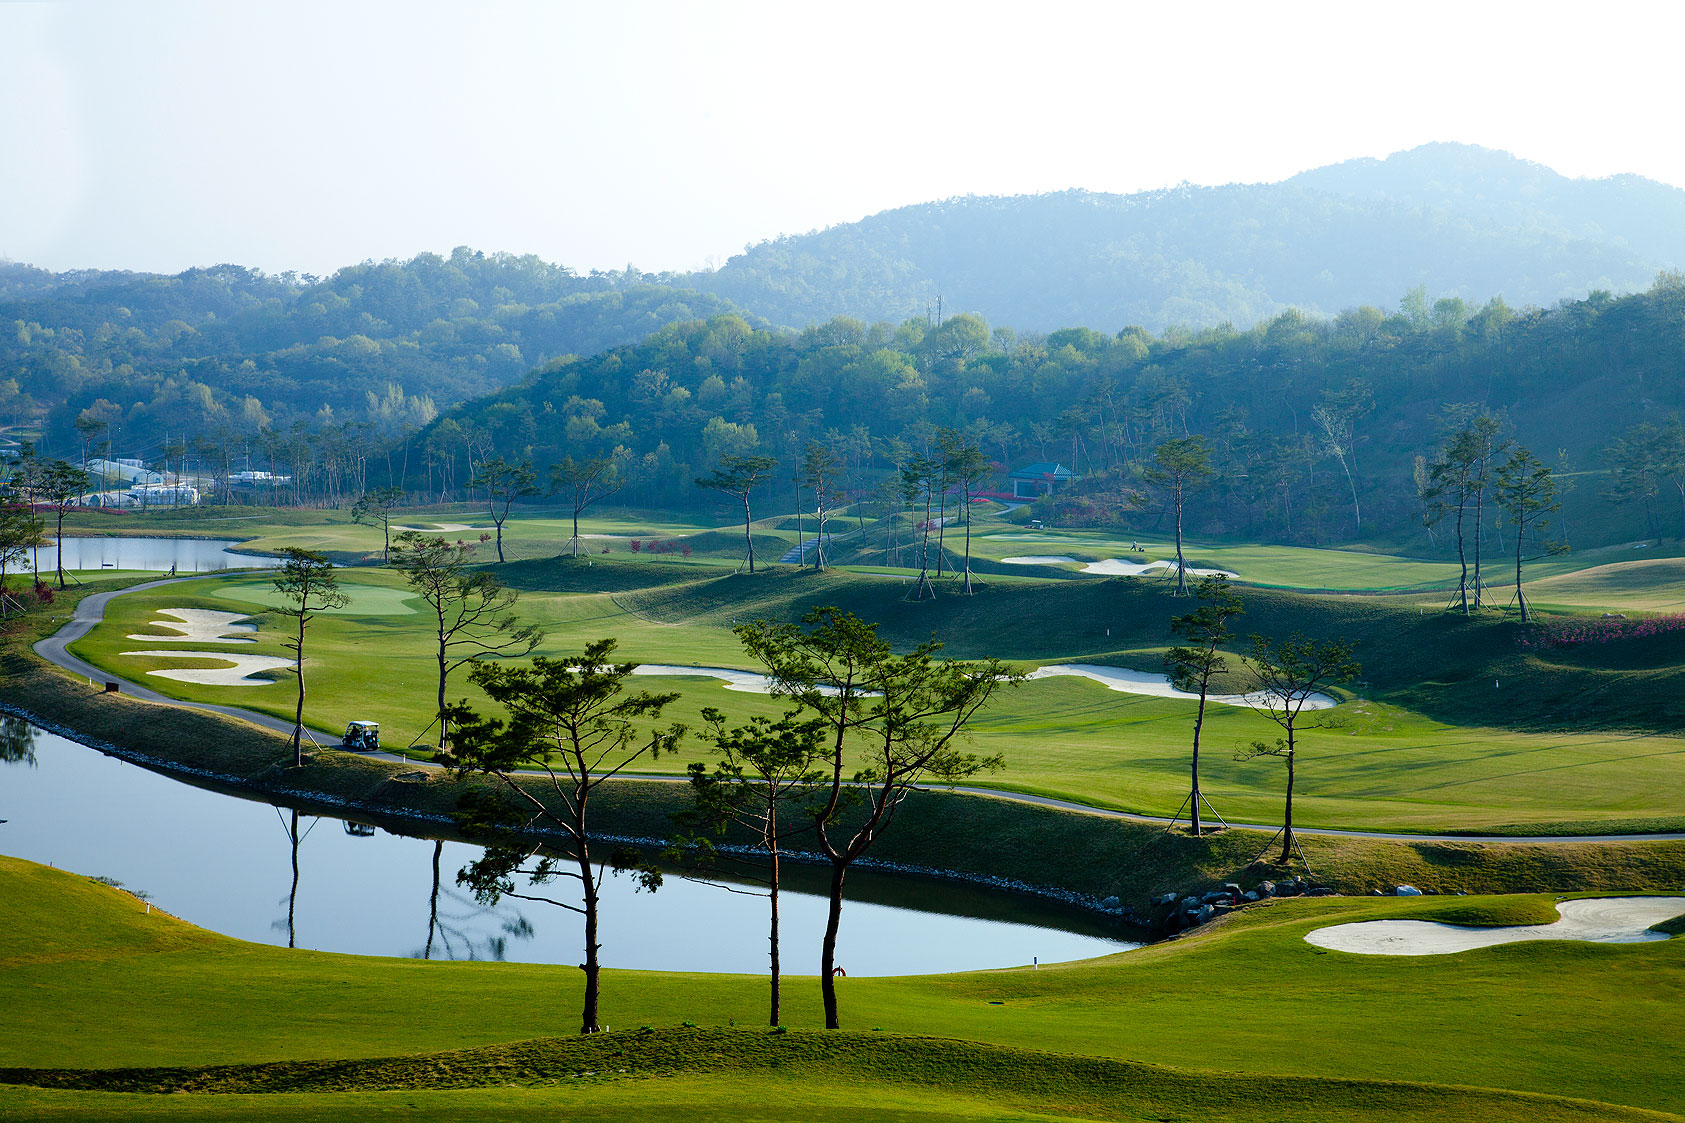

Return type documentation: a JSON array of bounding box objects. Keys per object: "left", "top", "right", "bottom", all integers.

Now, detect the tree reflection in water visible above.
[
  {"left": 420, "top": 839, "right": 534, "bottom": 961},
  {"left": 272, "top": 807, "right": 318, "bottom": 949},
  {"left": 0, "top": 716, "right": 38, "bottom": 767}
]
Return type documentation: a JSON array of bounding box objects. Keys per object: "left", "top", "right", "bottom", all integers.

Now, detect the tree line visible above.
[
  {"left": 13, "top": 269, "right": 1682, "bottom": 562},
  {"left": 416, "top": 276, "right": 1682, "bottom": 554}
]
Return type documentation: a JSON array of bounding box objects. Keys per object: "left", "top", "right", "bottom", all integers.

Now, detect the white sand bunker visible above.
[
  {"left": 1081, "top": 558, "right": 1238, "bottom": 579},
  {"left": 393, "top": 523, "right": 489, "bottom": 533},
  {"left": 1001, "top": 555, "right": 1078, "bottom": 566},
  {"left": 1306, "top": 897, "right": 1685, "bottom": 956},
  {"left": 1026, "top": 663, "right": 1337, "bottom": 710},
  {"left": 128, "top": 609, "right": 256, "bottom": 644},
  {"left": 632, "top": 665, "right": 848, "bottom": 697},
  {"left": 121, "top": 650, "right": 293, "bottom": 687}
]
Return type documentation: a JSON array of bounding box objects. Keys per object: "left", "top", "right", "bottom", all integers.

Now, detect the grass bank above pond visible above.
[{"left": 4, "top": 858, "right": 1685, "bottom": 1121}]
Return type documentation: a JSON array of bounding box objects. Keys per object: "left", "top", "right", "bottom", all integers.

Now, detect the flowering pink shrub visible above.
[
  {"left": 682, "top": 544, "right": 693, "bottom": 557},
  {"left": 1518, "top": 614, "right": 1685, "bottom": 649},
  {"left": 630, "top": 539, "right": 642, "bottom": 553}
]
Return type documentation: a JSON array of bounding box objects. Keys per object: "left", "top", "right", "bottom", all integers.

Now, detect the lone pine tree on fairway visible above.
[
  {"left": 270, "top": 548, "right": 349, "bottom": 766},
  {"left": 695, "top": 453, "right": 778, "bottom": 573},
  {"left": 1145, "top": 436, "right": 1213, "bottom": 596},
  {"left": 1238, "top": 634, "right": 1360, "bottom": 862},
  {"left": 552, "top": 454, "right": 626, "bottom": 558},
  {"left": 350, "top": 485, "right": 406, "bottom": 561},
  {"left": 739, "top": 607, "right": 1018, "bottom": 1030},
  {"left": 1164, "top": 574, "right": 1243, "bottom": 836},
  {"left": 1496, "top": 446, "right": 1563, "bottom": 624},
  {"left": 677, "top": 707, "right": 827, "bottom": 1027},
  {"left": 390, "top": 531, "right": 541, "bottom": 752},
  {"left": 445, "top": 642, "right": 685, "bottom": 1035}
]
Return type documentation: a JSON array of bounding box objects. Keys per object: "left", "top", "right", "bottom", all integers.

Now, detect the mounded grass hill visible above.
[{"left": 4, "top": 857, "right": 1685, "bottom": 1120}]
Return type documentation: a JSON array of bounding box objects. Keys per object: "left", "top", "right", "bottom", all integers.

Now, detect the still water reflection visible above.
[
  {"left": 0, "top": 723, "right": 1140, "bottom": 975},
  {"left": 26, "top": 537, "right": 278, "bottom": 574}
]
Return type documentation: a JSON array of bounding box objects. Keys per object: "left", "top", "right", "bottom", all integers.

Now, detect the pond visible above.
[
  {"left": 23, "top": 537, "right": 278, "bottom": 575},
  {"left": 0, "top": 722, "right": 1142, "bottom": 975}
]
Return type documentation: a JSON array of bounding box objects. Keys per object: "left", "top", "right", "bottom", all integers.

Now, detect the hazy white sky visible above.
[{"left": 4, "top": 0, "right": 1682, "bottom": 277}]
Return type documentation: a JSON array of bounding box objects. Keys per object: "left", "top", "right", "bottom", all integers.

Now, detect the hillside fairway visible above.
[
  {"left": 65, "top": 557, "right": 1685, "bottom": 833},
  {"left": 4, "top": 857, "right": 1685, "bottom": 1120}
]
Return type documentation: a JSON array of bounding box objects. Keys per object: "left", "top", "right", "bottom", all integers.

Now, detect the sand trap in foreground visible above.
[
  {"left": 1026, "top": 663, "right": 1338, "bottom": 710},
  {"left": 128, "top": 609, "right": 256, "bottom": 644},
  {"left": 1001, "top": 555, "right": 1078, "bottom": 566},
  {"left": 122, "top": 650, "right": 293, "bottom": 687},
  {"left": 1081, "top": 558, "right": 1238, "bottom": 578},
  {"left": 1305, "top": 896, "right": 1685, "bottom": 956},
  {"left": 632, "top": 665, "right": 849, "bottom": 697}
]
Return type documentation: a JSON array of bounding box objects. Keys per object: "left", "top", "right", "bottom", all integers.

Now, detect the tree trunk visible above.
[
  {"left": 819, "top": 861, "right": 846, "bottom": 1029},
  {"left": 436, "top": 644, "right": 449, "bottom": 752},
  {"left": 768, "top": 843, "right": 781, "bottom": 1026},
  {"left": 935, "top": 475, "right": 948, "bottom": 576},
  {"left": 742, "top": 494, "right": 756, "bottom": 573},
  {"left": 1515, "top": 521, "right": 1530, "bottom": 625},
  {"left": 1454, "top": 497, "right": 1470, "bottom": 616},
  {"left": 1472, "top": 484, "right": 1485, "bottom": 608},
  {"left": 961, "top": 482, "right": 974, "bottom": 595},
  {"left": 55, "top": 506, "right": 67, "bottom": 589},
  {"left": 578, "top": 841, "right": 601, "bottom": 1034},
  {"left": 1340, "top": 456, "right": 1360, "bottom": 536},
  {"left": 1189, "top": 681, "right": 1208, "bottom": 835},
  {"left": 292, "top": 618, "right": 307, "bottom": 766},
  {"left": 1174, "top": 484, "right": 1188, "bottom": 596},
  {"left": 572, "top": 500, "right": 582, "bottom": 558},
  {"left": 1279, "top": 735, "right": 1296, "bottom": 863}
]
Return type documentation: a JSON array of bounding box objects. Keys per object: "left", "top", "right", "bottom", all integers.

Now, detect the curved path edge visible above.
[{"left": 32, "top": 575, "right": 1685, "bottom": 847}]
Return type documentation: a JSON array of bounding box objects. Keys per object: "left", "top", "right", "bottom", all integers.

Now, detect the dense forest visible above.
[
  {"left": 418, "top": 275, "right": 1685, "bottom": 551},
  {"left": 0, "top": 248, "right": 746, "bottom": 460}
]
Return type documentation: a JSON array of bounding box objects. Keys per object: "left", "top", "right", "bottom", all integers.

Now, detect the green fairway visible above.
[
  {"left": 972, "top": 529, "right": 1464, "bottom": 590},
  {"left": 3, "top": 857, "right": 1685, "bottom": 1120},
  {"left": 1526, "top": 558, "right": 1685, "bottom": 613},
  {"left": 206, "top": 575, "right": 423, "bottom": 616},
  {"left": 56, "top": 504, "right": 749, "bottom": 566},
  {"left": 62, "top": 561, "right": 1685, "bottom": 833}
]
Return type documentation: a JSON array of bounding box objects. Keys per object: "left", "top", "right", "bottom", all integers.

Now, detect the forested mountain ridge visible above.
[
  {"left": 688, "top": 144, "right": 1685, "bottom": 332},
  {"left": 0, "top": 249, "right": 747, "bottom": 456},
  {"left": 424, "top": 276, "right": 1685, "bottom": 552}
]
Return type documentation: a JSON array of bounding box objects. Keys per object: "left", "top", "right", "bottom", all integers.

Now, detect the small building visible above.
[{"left": 1007, "top": 461, "right": 1074, "bottom": 499}]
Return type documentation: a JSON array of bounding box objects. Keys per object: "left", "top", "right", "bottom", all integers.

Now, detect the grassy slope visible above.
[
  {"left": 62, "top": 557, "right": 1685, "bottom": 832},
  {"left": 3, "top": 857, "right": 1685, "bottom": 1121}
]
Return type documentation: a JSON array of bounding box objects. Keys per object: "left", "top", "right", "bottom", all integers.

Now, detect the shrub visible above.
[{"left": 1518, "top": 614, "right": 1685, "bottom": 648}]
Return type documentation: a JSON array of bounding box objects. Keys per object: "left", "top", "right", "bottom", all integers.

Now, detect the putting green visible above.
[{"left": 209, "top": 576, "right": 421, "bottom": 616}]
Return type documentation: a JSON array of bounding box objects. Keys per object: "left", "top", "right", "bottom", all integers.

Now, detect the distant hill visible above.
[
  {"left": 0, "top": 250, "right": 748, "bottom": 455},
  {"left": 686, "top": 144, "right": 1685, "bottom": 332}
]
